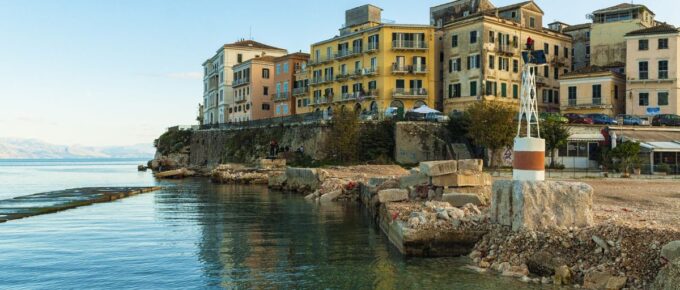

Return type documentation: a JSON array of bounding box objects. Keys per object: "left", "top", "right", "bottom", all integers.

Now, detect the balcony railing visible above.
[
  {"left": 310, "top": 77, "right": 323, "bottom": 85},
  {"left": 336, "top": 73, "right": 350, "bottom": 81},
  {"left": 393, "top": 88, "right": 428, "bottom": 98},
  {"left": 234, "top": 94, "right": 247, "bottom": 103},
  {"left": 568, "top": 99, "right": 576, "bottom": 106},
  {"left": 392, "top": 40, "right": 427, "bottom": 50},
  {"left": 366, "top": 42, "right": 379, "bottom": 52},
  {"left": 392, "top": 64, "right": 409, "bottom": 73},
  {"left": 496, "top": 45, "right": 515, "bottom": 55},
  {"left": 341, "top": 92, "right": 356, "bottom": 100},
  {"left": 335, "top": 50, "right": 351, "bottom": 59},
  {"left": 592, "top": 97, "right": 601, "bottom": 105},
  {"left": 274, "top": 92, "right": 289, "bottom": 101},
  {"left": 323, "top": 75, "right": 334, "bottom": 83},
  {"left": 391, "top": 64, "right": 426, "bottom": 74},
  {"left": 292, "top": 87, "right": 309, "bottom": 96},
  {"left": 363, "top": 67, "right": 378, "bottom": 76},
  {"left": 313, "top": 96, "right": 329, "bottom": 105},
  {"left": 232, "top": 78, "right": 250, "bottom": 86},
  {"left": 412, "top": 65, "right": 427, "bottom": 73}
]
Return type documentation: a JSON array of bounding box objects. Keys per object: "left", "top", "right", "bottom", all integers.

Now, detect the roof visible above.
[
  {"left": 640, "top": 141, "right": 680, "bottom": 152},
  {"left": 569, "top": 133, "right": 605, "bottom": 142},
  {"left": 233, "top": 55, "right": 277, "bottom": 68},
  {"left": 610, "top": 127, "right": 680, "bottom": 144},
  {"left": 562, "top": 65, "right": 623, "bottom": 78},
  {"left": 593, "top": 3, "right": 652, "bottom": 15},
  {"left": 625, "top": 24, "right": 680, "bottom": 37},
  {"left": 495, "top": 1, "right": 542, "bottom": 14},
  {"left": 563, "top": 23, "right": 591, "bottom": 32},
  {"left": 222, "top": 40, "right": 286, "bottom": 51}
]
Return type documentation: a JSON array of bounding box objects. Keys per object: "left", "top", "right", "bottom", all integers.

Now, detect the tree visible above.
[
  {"left": 611, "top": 141, "right": 641, "bottom": 175},
  {"left": 322, "top": 109, "right": 360, "bottom": 163},
  {"left": 540, "top": 120, "right": 570, "bottom": 168},
  {"left": 465, "top": 101, "right": 517, "bottom": 169}
]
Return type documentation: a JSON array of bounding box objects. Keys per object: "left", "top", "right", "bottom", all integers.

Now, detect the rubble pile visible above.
[
  {"left": 468, "top": 224, "right": 680, "bottom": 288},
  {"left": 210, "top": 163, "right": 270, "bottom": 184}
]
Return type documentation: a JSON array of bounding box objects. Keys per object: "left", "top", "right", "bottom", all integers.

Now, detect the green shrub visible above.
[{"left": 155, "top": 130, "right": 192, "bottom": 155}]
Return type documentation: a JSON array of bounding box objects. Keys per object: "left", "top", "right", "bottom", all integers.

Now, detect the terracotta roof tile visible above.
[
  {"left": 223, "top": 40, "right": 286, "bottom": 51},
  {"left": 626, "top": 24, "right": 679, "bottom": 37}
]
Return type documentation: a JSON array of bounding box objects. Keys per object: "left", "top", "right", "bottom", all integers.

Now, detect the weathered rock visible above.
[
  {"left": 431, "top": 173, "right": 491, "bottom": 187},
  {"left": 444, "top": 186, "right": 491, "bottom": 205},
  {"left": 584, "top": 271, "right": 626, "bottom": 290},
  {"left": 442, "top": 193, "right": 482, "bottom": 207},
  {"left": 457, "top": 159, "right": 483, "bottom": 173},
  {"left": 257, "top": 158, "right": 286, "bottom": 169},
  {"left": 527, "top": 250, "right": 564, "bottom": 276},
  {"left": 653, "top": 258, "right": 680, "bottom": 290},
  {"left": 399, "top": 173, "right": 429, "bottom": 188},
  {"left": 606, "top": 276, "right": 627, "bottom": 290},
  {"left": 593, "top": 235, "right": 610, "bottom": 253},
  {"left": 661, "top": 241, "right": 680, "bottom": 263},
  {"left": 285, "top": 167, "right": 324, "bottom": 192},
  {"left": 554, "top": 265, "right": 572, "bottom": 285},
  {"left": 155, "top": 168, "right": 195, "bottom": 179},
  {"left": 319, "top": 190, "right": 342, "bottom": 203},
  {"left": 268, "top": 172, "right": 287, "bottom": 188},
  {"left": 378, "top": 189, "right": 408, "bottom": 203},
  {"left": 376, "top": 179, "right": 400, "bottom": 192},
  {"left": 491, "top": 180, "right": 594, "bottom": 231},
  {"left": 419, "top": 160, "right": 458, "bottom": 177}
]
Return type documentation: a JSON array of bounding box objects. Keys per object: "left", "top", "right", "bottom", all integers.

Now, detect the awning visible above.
[
  {"left": 640, "top": 141, "right": 680, "bottom": 152},
  {"left": 568, "top": 133, "right": 605, "bottom": 142}
]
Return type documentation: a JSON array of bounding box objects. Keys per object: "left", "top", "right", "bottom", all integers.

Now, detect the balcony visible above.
[
  {"left": 365, "top": 42, "right": 379, "bottom": 53},
  {"left": 568, "top": 99, "right": 577, "bottom": 106},
  {"left": 294, "top": 67, "right": 307, "bottom": 75},
  {"left": 308, "top": 55, "right": 334, "bottom": 66},
  {"left": 393, "top": 88, "right": 428, "bottom": 98},
  {"left": 563, "top": 98, "right": 612, "bottom": 109},
  {"left": 392, "top": 40, "right": 428, "bottom": 50},
  {"left": 593, "top": 97, "right": 601, "bottom": 105},
  {"left": 341, "top": 92, "right": 356, "bottom": 101},
  {"left": 234, "top": 94, "right": 247, "bottom": 103},
  {"left": 392, "top": 63, "right": 410, "bottom": 74},
  {"left": 350, "top": 69, "right": 364, "bottom": 79},
  {"left": 323, "top": 75, "right": 334, "bottom": 83},
  {"left": 335, "top": 49, "right": 352, "bottom": 59},
  {"left": 363, "top": 67, "right": 378, "bottom": 76},
  {"left": 496, "top": 45, "right": 516, "bottom": 56},
  {"left": 412, "top": 65, "right": 427, "bottom": 74},
  {"left": 310, "top": 77, "right": 323, "bottom": 85},
  {"left": 313, "top": 96, "right": 329, "bottom": 105},
  {"left": 273, "top": 92, "right": 289, "bottom": 101},
  {"left": 335, "top": 73, "right": 350, "bottom": 81},
  {"left": 551, "top": 57, "right": 568, "bottom": 67},
  {"left": 232, "top": 78, "right": 250, "bottom": 87},
  {"left": 292, "top": 87, "right": 309, "bottom": 96}
]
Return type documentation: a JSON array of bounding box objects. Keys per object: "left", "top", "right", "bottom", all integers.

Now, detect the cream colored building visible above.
[
  {"left": 589, "top": 3, "right": 656, "bottom": 68},
  {"left": 307, "top": 5, "right": 436, "bottom": 116},
  {"left": 202, "top": 40, "right": 287, "bottom": 125},
  {"left": 559, "top": 66, "right": 625, "bottom": 116},
  {"left": 432, "top": 0, "right": 572, "bottom": 113},
  {"left": 625, "top": 25, "right": 680, "bottom": 116}
]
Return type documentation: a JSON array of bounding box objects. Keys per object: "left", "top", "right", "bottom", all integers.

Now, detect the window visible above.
[
  {"left": 659, "top": 92, "right": 669, "bottom": 106},
  {"left": 470, "top": 81, "right": 477, "bottom": 96},
  {"left": 592, "top": 84, "right": 601, "bottom": 104},
  {"left": 485, "top": 81, "right": 497, "bottom": 96},
  {"left": 512, "top": 84, "right": 519, "bottom": 99},
  {"left": 275, "top": 64, "right": 281, "bottom": 75},
  {"left": 564, "top": 47, "right": 569, "bottom": 58},
  {"left": 470, "top": 31, "right": 478, "bottom": 44},
  {"left": 659, "top": 38, "right": 669, "bottom": 49},
  {"left": 451, "top": 34, "right": 458, "bottom": 48},
  {"left": 639, "top": 92, "right": 649, "bottom": 106},
  {"left": 467, "top": 54, "right": 481, "bottom": 69},
  {"left": 544, "top": 66, "right": 549, "bottom": 77},
  {"left": 489, "top": 55, "right": 495, "bottom": 69},
  {"left": 659, "top": 60, "right": 669, "bottom": 79},
  {"left": 544, "top": 43, "right": 549, "bottom": 54},
  {"left": 586, "top": 45, "right": 590, "bottom": 55},
  {"left": 263, "top": 86, "right": 269, "bottom": 95},
  {"left": 283, "top": 63, "right": 289, "bottom": 73},
  {"left": 501, "top": 83, "right": 507, "bottom": 97},
  {"left": 614, "top": 85, "right": 619, "bottom": 99},
  {"left": 529, "top": 17, "right": 535, "bottom": 28},
  {"left": 237, "top": 54, "right": 243, "bottom": 63},
  {"left": 554, "top": 90, "right": 559, "bottom": 104},
  {"left": 297, "top": 99, "right": 302, "bottom": 107},
  {"left": 450, "top": 57, "right": 462, "bottom": 72},
  {"left": 513, "top": 59, "right": 519, "bottom": 73},
  {"left": 262, "top": 68, "right": 270, "bottom": 79},
  {"left": 568, "top": 86, "right": 577, "bottom": 105},
  {"left": 554, "top": 67, "right": 559, "bottom": 79},
  {"left": 262, "top": 104, "right": 270, "bottom": 110},
  {"left": 449, "top": 83, "right": 461, "bottom": 98},
  {"left": 639, "top": 61, "right": 648, "bottom": 80},
  {"left": 554, "top": 45, "right": 559, "bottom": 56},
  {"left": 639, "top": 39, "right": 649, "bottom": 51},
  {"left": 488, "top": 31, "right": 495, "bottom": 43},
  {"left": 513, "top": 36, "right": 518, "bottom": 48},
  {"left": 368, "top": 80, "right": 377, "bottom": 90}
]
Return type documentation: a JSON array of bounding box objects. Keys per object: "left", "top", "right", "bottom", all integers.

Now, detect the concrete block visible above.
[
  {"left": 457, "top": 159, "right": 483, "bottom": 173},
  {"left": 419, "top": 160, "right": 458, "bottom": 177},
  {"left": 399, "top": 173, "right": 429, "bottom": 188},
  {"left": 443, "top": 186, "right": 491, "bottom": 205},
  {"left": 431, "top": 173, "right": 491, "bottom": 187},
  {"left": 319, "top": 190, "right": 342, "bottom": 203},
  {"left": 257, "top": 158, "right": 286, "bottom": 169},
  {"left": 442, "top": 193, "right": 482, "bottom": 207},
  {"left": 378, "top": 189, "right": 408, "bottom": 203},
  {"left": 490, "top": 180, "right": 594, "bottom": 231}
]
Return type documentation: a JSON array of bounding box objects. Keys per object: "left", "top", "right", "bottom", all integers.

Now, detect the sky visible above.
[{"left": 0, "top": 0, "right": 678, "bottom": 147}]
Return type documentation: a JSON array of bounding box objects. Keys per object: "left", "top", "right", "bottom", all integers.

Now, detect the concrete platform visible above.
[{"left": 0, "top": 187, "right": 161, "bottom": 223}]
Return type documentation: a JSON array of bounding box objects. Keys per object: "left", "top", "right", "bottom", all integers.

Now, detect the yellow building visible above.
[
  {"left": 432, "top": 0, "right": 572, "bottom": 114},
  {"left": 559, "top": 66, "right": 626, "bottom": 116},
  {"left": 292, "top": 61, "right": 312, "bottom": 114},
  {"left": 307, "top": 5, "right": 436, "bottom": 116}
]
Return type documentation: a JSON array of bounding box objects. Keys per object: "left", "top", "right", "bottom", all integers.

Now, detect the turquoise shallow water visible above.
[{"left": 0, "top": 159, "right": 545, "bottom": 289}]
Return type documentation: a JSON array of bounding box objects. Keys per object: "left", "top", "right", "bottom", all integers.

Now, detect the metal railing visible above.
[
  {"left": 313, "top": 96, "right": 329, "bottom": 105},
  {"left": 273, "top": 92, "right": 289, "bottom": 101},
  {"left": 392, "top": 64, "right": 409, "bottom": 73},
  {"left": 392, "top": 40, "right": 427, "bottom": 49},
  {"left": 393, "top": 88, "right": 428, "bottom": 97},
  {"left": 593, "top": 97, "right": 602, "bottom": 105},
  {"left": 412, "top": 65, "right": 427, "bottom": 73},
  {"left": 292, "top": 87, "right": 309, "bottom": 96},
  {"left": 199, "top": 111, "right": 326, "bottom": 130},
  {"left": 366, "top": 42, "right": 379, "bottom": 52},
  {"left": 310, "top": 77, "right": 323, "bottom": 85},
  {"left": 568, "top": 99, "right": 577, "bottom": 106},
  {"left": 232, "top": 78, "right": 250, "bottom": 86}
]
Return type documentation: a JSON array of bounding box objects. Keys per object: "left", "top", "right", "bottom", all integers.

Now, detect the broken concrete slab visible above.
[
  {"left": 319, "top": 190, "right": 342, "bottom": 203},
  {"left": 457, "top": 159, "right": 483, "bottom": 173},
  {"left": 419, "top": 160, "right": 457, "bottom": 177},
  {"left": 431, "top": 173, "right": 491, "bottom": 187},
  {"left": 490, "top": 180, "right": 594, "bottom": 231},
  {"left": 378, "top": 189, "right": 409, "bottom": 203},
  {"left": 399, "top": 173, "right": 429, "bottom": 188},
  {"left": 443, "top": 186, "right": 491, "bottom": 205}
]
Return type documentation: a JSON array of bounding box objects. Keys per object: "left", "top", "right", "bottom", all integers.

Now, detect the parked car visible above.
[
  {"left": 404, "top": 111, "right": 426, "bottom": 121},
  {"left": 652, "top": 114, "right": 680, "bottom": 126},
  {"left": 617, "top": 114, "right": 644, "bottom": 126},
  {"left": 587, "top": 114, "right": 618, "bottom": 125},
  {"left": 425, "top": 112, "right": 450, "bottom": 123},
  {"left": 384, "top": 107, "right": 400, "bottom": 119},
  {"left": 563, "top": 113, "right": 594, "bottom": 124},
  {"left": 539, "top": 112, "right": 568, "bottom": 123},
  {"left": 360, "top": 111, "right": 378, "bottom": 121}
]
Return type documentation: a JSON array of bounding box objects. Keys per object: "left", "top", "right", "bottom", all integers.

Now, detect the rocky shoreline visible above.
[{"left": 148, "top": 157, "right": 680, "bottom": 289}]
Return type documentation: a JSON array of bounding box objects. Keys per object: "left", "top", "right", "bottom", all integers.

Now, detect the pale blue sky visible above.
[{"left": 0, "top": 0, "right": 677, "bottom": 146}]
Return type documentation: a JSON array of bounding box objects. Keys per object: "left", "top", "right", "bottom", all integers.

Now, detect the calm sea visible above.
[{"left": 0, "top": 159, "right": 542, "bottom": 289}]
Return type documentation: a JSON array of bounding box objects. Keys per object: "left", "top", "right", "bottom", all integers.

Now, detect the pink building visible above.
[{"left": 230, "top": 56, "right": 277, "bottom": 122}]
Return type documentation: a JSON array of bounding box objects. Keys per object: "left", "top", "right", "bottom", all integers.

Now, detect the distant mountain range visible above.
[{"left": 0, "top": 138, "right": 156, "bottom": 159}]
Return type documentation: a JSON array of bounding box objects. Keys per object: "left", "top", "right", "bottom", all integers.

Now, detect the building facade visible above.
[
  {"left": 433, "top": 1, "right": 572, "bottom": 114},
  {"left": 559, "top": 66, "right": 626, "bottom": 116},
  {"left": 589, "top": 3, "right": 656, "bottom": 68},
  {"left": 230, "top": 56, "right": 277, "bottom": 122},
  {"left": 560, "top": 23, "right": 591, "bottom": 70},
  {"left": 201, "top": 40, "right": 287, "bottom": 125},
  {"left": 293, "top": 62, "right": 312, "bottom": 114},
  {"left": 307, "top": 5, "right": 436, "bottom": 116},
  {"left": 625, "top": 25, "right": 680, "bottom": 116},
  {"left": 272, "top": 53, "right": 310, "bottom": 117}
]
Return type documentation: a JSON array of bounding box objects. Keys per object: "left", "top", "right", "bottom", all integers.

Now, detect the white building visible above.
[{"left": 202, "top": 40, "right": 287, "bottom": 125}]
